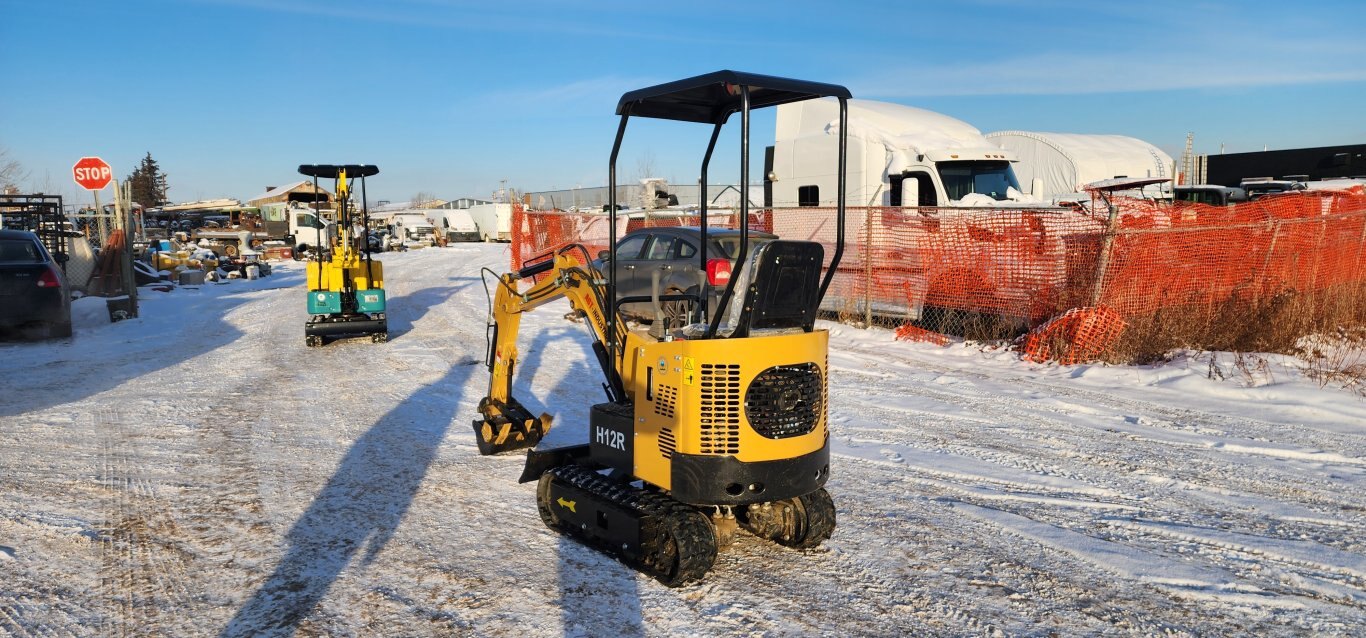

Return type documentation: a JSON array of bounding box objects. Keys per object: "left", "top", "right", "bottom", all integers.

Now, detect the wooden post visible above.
[
  {"left": 1089, "top": 192, "right": 1121, "bottom": 307},
  {"left": 113, "top": 179, "right": 139, "bottom": 316},
  {"left": 1258, "top": 220, "right": 1283, "bottom": 302},
  {"left": 94, "top": 190, "right": 106, "bottom": 245}
]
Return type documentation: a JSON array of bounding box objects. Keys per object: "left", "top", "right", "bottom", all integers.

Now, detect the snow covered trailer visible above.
[{"left": 985, "top": 131, "right": 1173, "bottom": 202}]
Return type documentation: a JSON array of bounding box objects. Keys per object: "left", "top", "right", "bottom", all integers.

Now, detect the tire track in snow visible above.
[
  {"left": 829, "top": 365, "right": 1366, "bottom": 624},
  {"left": 836, "top": 368, "right": 1366, "bottom": 524},
  {"left": 834, "top": 340, "right": 1366, "bottom": 460},
  {"left": 826, "top": 454, "right": 1322, "bottom": 635},
  {"left": 1102, "top": 519, "right": 1366, "bottom": 609},
  {"left": 96, "top": 406, "right": 195, "bottom": 638}
]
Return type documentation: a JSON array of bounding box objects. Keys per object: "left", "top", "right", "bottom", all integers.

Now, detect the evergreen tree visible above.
[{"left": 126, "top": 152, "right": 170, "bottom": 206}]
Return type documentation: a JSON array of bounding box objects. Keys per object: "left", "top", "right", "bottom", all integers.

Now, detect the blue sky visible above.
[{"left": 3, "top": 0, "right": 1364, "bottom": 206}]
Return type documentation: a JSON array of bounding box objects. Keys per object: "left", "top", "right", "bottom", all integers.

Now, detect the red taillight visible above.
[
  {"left": 36, "top": 267, "right": 61, "bottom": 288},
  {"left": 706, "top": 258, "right": 731, "bottom": 286}
]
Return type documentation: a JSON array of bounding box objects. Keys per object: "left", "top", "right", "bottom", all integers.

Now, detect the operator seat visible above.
[{"left": 728, "top": 240, "right": 824, "bottom": 339}]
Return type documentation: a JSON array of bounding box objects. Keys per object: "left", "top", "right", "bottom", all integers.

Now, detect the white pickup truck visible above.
[{"left": 193, "top": 203, "right": 336, "bottom": 257}]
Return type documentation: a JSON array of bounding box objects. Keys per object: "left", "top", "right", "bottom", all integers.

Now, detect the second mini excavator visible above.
[
  {"left": 299, "top": 164, "right": 387, "bottom": 347},
  {"left": 474, "top": 71, "right": 851, "bottom": 586}
]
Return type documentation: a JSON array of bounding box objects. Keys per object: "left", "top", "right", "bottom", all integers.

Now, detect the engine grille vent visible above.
[
  {"left": 745, "top": 363, "right": 823, "bottom": 440},
  {"left": 653, "top": 383, "right": 677, "bottom": 419},
  {"left": 824, "top": 354, "right": 830, "bottom": 441},
  {"left": 659, "top": 427, "right": 676, "bottom": 459},
  {"left": 699, "top": 363, "right": 741, "bottom": 455}
]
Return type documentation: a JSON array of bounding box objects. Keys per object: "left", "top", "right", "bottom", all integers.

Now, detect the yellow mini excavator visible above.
[
  {"left": 474, "top": 71, "right": 851, "bottom": 586},
  {"left": 299, "top": 164, "right": 387, "bottom": 347}
]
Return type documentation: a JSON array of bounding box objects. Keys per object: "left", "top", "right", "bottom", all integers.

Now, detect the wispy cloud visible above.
[
  {"left": 854, "top": 52, "right": 1366, "bottom": 98},
  {"left": 187, "top": 0, "right": 731, "bottom": 43},
  {"left": 448, "top": 75, "right": 661, "bottom": 120},
  {"left": 853, "top": 19, "right": 1366, "bottom": 98}
]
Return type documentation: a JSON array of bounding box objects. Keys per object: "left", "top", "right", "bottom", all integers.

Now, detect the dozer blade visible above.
[{"left": 473, "top": 397, "right": 552, "bottom": 455}]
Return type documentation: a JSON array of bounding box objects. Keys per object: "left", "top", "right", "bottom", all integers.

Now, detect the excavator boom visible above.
[{"left": 474, "top": 247, "right": 625, "bottom": 454}]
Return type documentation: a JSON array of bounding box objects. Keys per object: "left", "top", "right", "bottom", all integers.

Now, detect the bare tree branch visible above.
[{"left": 0, "top": 145, "right": 29, "bottom": 194}]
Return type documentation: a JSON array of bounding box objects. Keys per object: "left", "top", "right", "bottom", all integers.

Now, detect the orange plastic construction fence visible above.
[
  {"left": 1018, "top": 306, "right": 1126, "bottom": 365},
  {"left": 511, "top": 188, "right": 1366, "bottom": 362}
]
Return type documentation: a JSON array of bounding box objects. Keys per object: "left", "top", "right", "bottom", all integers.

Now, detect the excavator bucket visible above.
[{"left": 473, "top": 397, "right": 552, "bottom": 455}]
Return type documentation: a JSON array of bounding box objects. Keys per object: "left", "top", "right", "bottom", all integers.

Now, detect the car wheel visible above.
[
  {"left": 49, "top": 321, "right": 73, "bottom": 339},
  {"left": 661, "top": 286, "right": 697, "bottom": 329}
]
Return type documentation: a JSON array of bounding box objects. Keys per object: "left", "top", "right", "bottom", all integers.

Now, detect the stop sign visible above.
[{"left": 72, "top": 156, "right": 113, "bottom": 191}]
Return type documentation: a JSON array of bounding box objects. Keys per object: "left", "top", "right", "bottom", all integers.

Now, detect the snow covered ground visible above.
[{"left": 2, "top": 244, "right": 1364, "bottom": 637}]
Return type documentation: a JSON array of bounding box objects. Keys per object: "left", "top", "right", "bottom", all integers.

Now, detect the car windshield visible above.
[
  {"left": 0, "top": 239, "right": 43, "bottom": 264},
  {"left": 937, "top": 160, "right": 1021, "bottom": 201}
]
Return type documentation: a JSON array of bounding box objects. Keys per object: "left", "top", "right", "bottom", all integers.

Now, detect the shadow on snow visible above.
[{"left": 219, "top": 359, "right": 476, "bottom": 636}]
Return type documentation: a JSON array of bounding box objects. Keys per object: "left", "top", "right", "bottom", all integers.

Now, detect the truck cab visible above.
[
  {"left": 390, "top": 212, "right": 436, "bottom": 247},
  {"left": 767, "top": 98, "right": 1027, "bottom": 208},
  {"left": 1174, "top": 185, "right": 1249, "bottom": 207},
  {"left": 259, "top": 202, "right": 336, "bottom": 242},
  {"left": 1240, "top": 178, "right": 1307, "bottom": 200}
]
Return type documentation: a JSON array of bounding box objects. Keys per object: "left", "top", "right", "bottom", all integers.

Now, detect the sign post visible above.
[
  {"left": 72, "top": 157, "right": 137, "bottom": 320},
  {"left": 73, "top": 157, "right": 114, "bottom": 242}
]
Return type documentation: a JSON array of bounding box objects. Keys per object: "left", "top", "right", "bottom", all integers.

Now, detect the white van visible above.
[
  {"left": 429, "top": 209, "right": 480, "bottom": 242},
  {"left": 389, "top": 211, "right": 436, "bottom": 247},
  {"left": 465, "top": 202, "right": 514, "bottom": 242}
]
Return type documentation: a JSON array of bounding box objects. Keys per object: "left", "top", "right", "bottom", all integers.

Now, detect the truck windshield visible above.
[
  {"left": 937, "top": 161, "right": 1020, "bottom": 202},
  {"left": 1176, "top": 190, "right": 1226, "bottom": 206}
]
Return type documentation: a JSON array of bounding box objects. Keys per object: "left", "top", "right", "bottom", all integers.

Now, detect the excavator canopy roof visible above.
[
  {"left": 616, "top": 70, "right": 851, "bottom": 124},
  {"left": 297, "top": 164, "right": 380, "bottom": 179}
]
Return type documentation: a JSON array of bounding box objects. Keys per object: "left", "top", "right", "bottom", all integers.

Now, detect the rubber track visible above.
[
  {"left": 545, "top": 465, "right": 717, "bottom": 586},
  {"left": 789, "top": 489, "right": 837, "bottom": 550}
]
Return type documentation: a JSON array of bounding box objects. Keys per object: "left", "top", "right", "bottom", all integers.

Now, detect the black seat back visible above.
[{"left": 730, "top": 240, "right": 824, "bottom": 338}]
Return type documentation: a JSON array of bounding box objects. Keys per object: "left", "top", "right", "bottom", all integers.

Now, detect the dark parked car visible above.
[
  {"left": 596, "top": 226, "right": 777, "bottom": 322},
  {"left": 0, "top": 229, "right": 72, "bottom": 338}
]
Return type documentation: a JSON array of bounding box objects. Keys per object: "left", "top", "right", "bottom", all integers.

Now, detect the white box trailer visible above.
[{"left": 466, "top": 202, "right": 514, "bottom": 242}]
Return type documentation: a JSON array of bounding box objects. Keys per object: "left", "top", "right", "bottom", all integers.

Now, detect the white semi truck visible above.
[{"left": 767, "top": 98, "right": 1036, "bottom": 209}]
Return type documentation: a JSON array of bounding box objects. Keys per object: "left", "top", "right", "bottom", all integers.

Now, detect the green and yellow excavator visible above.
[
  {"left": 300, "top": 164, "right": 387, "bottom": 347},
  {"left": 473, "top": 72, "right": 852, "bottom": 585}
]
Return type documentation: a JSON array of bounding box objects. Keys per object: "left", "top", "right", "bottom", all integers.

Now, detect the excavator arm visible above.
[{"left": 474, "top": 247, "right": 627, "bottom": 455}]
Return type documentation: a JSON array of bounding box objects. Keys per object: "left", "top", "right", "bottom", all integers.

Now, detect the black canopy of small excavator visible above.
[
  {"left": 297, "top": 164, "right": 380, "bottom": 179},
  {"left": 616, "top": 70, "right": 851, "bottom": 124}
]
